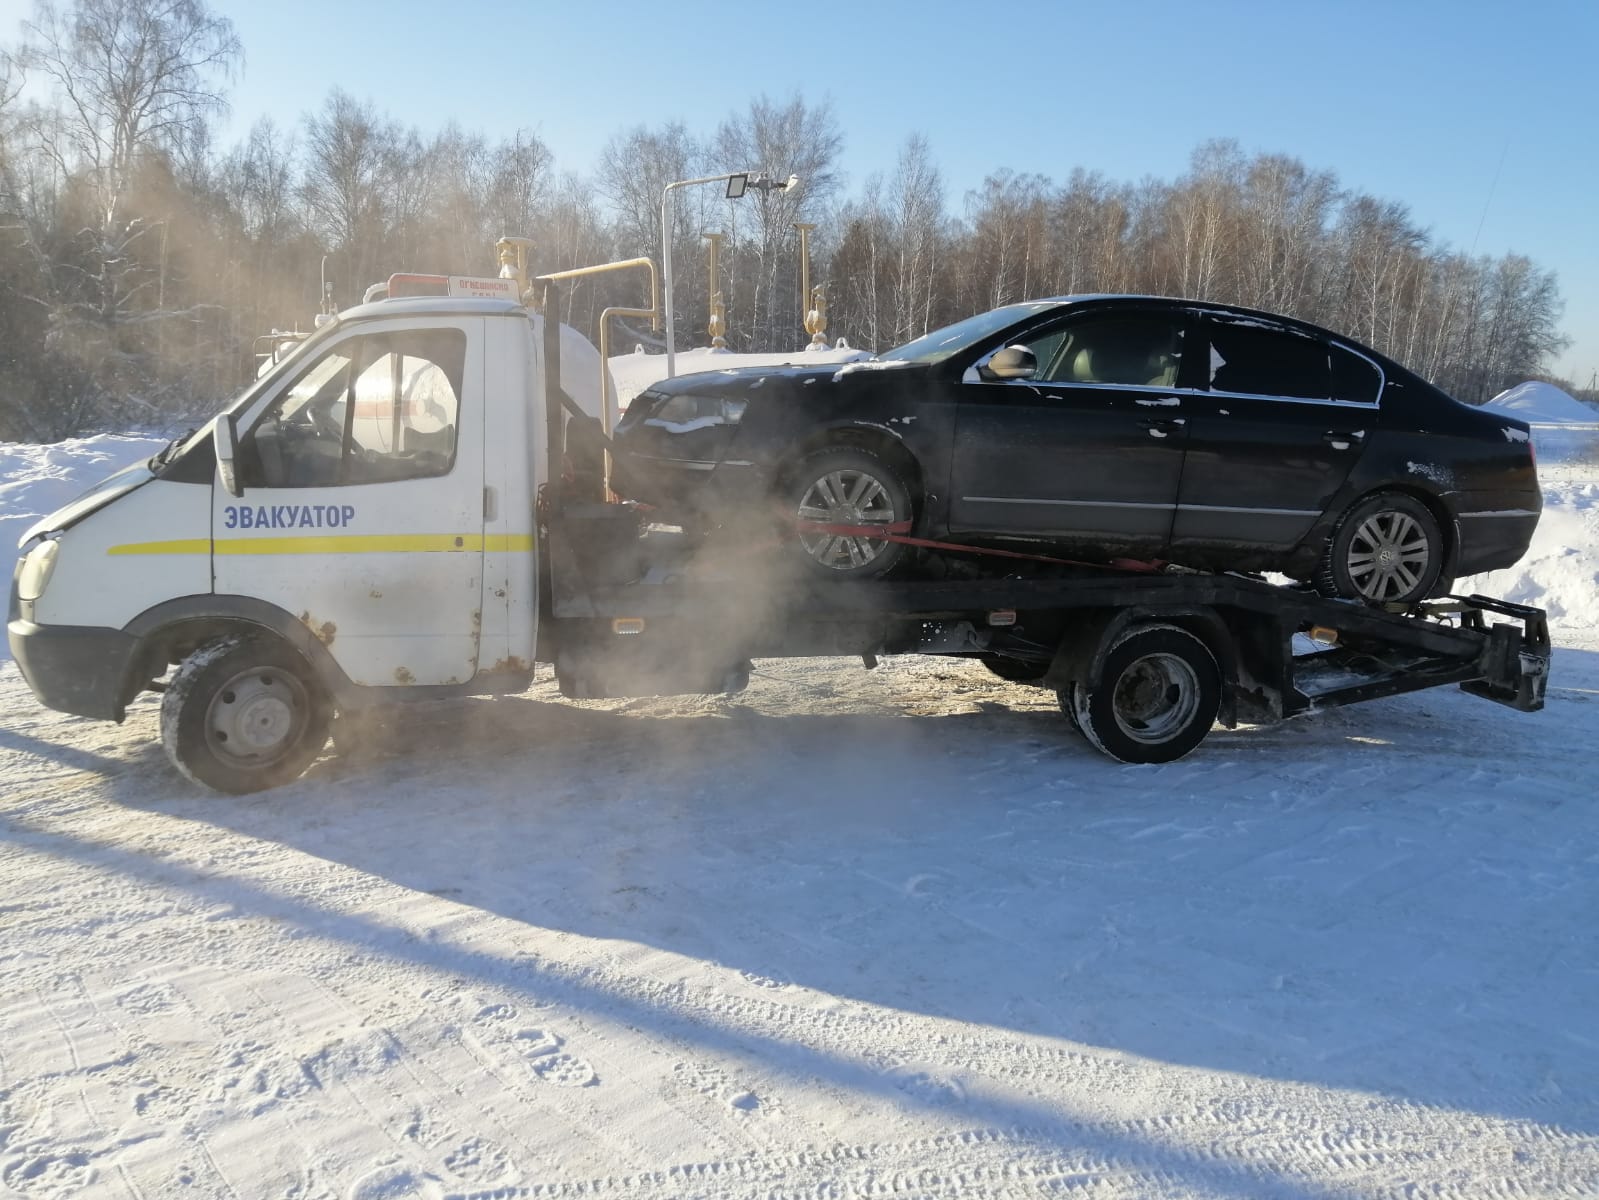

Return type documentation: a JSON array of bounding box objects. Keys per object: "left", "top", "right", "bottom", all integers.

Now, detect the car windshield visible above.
[{"left": 877, "top": 302, "right": 1060, "bottom": 364}]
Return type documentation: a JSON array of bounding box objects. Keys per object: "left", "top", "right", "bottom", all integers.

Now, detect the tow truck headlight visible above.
[{"left": 17, "top": 538, "right": 60, "bottom": 601}]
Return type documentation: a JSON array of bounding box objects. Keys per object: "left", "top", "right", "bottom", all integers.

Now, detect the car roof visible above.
[{"left": 1030, "top": 294, "right": 1364, "bottom": 345}]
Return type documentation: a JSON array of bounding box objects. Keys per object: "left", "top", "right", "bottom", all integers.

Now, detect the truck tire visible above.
[
  {"left": 160, "top": 634, "right": 332, "bottom": 794},
  {"left": 785, "top": 447, "right": 913, "bottom": 579},
  {"left": 1064, "top": 623, "right": 1220, "bottom": 764}
]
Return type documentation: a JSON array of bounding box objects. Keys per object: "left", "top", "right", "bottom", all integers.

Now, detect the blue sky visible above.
[{"left": 3, "top": 0, "right": 1594, "bottom": 385}]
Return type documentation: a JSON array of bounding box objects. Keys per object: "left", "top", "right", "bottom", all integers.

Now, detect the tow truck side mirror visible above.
[{"left": 215, "top": 416, "right": 244, "bottom": 497}]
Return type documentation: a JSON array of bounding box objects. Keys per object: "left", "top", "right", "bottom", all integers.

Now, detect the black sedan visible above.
[{"left": 611, "top": 297, "right": 1541, "bottom": 603}]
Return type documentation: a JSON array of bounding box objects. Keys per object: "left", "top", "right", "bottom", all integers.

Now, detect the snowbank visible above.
[
  {"left": 1485, "top": 380, "right": 1598, "bottom": 423},
  {"left": 0, "top": 433, "right": 166, "bottom": 571},
  {"left": 608, "top": 344, "right": 870, "bottom": 410},
  {"left": 1459, "top": 481, "right": 1599, "bottom": 635}
]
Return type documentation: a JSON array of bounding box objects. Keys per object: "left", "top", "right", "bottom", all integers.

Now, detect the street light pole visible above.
[
  {"left": 661, "top": 172, "right": 798, "bottom": 378},
  {"left": 663, "top": 173, "right": 741, "bottom": 379}
]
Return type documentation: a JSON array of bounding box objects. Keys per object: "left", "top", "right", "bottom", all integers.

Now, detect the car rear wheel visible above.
[
  {"left": 785, "top": 447, "right": 913, "bottom": 579},
  {"left": 1318, "top": 492, "right": 1444, "bottom": 605}
]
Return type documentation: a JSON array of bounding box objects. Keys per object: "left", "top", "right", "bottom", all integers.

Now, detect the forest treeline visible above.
[{"left": 0, "top": 0, "right": 1572, "bottom": 441}]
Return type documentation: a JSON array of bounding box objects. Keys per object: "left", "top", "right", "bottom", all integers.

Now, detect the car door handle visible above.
[
  {"left": 1141, "top": 418, "right": 1186, "bottom": 438},
  {"left": 1323, "top": 430, "right": 1365, "bottom": 450}
]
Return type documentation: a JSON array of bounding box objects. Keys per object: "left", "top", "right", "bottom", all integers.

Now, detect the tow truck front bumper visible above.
[{"left": 8, "top": 616, "right": 140, "bottom": 721}]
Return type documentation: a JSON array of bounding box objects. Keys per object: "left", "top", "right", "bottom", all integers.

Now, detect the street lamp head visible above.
[
  {"left": 745, "top": 174, "right": 798, "bottom": 194},
  {"left": 724, "top": 173, "right": 748, "bottom": 200}
]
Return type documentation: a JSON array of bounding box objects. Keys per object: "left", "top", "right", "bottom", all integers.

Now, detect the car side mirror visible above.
[
  {"left": 215, "top": 415, "right": 244, "bottom": 497},
  {"left": 979, "top": 345, "right": 1037, "bottom": 381}
]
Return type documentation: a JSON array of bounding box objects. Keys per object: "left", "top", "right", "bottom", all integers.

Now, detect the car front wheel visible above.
[
  {"left": 785, "top": 447, "right": 913, "bottom": 579},
  {"left": 1318, "top": 492, "right": 1444, "bottom": 605}
]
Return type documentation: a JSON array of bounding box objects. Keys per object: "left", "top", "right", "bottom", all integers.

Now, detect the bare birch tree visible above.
[
  {"left": 715, "top": 94, "right": 841, "bottom": 350},
  {"left": 11, "top": 0, "right": 239, "bottom": 420}
]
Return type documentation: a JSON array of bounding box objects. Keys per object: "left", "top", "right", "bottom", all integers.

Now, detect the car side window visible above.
[
  {"left": 1023, "top": 314, "right": 1184, "bottom": 388},
  {"left": 1330, "top": 343, "right": 1382, "bottom": 404},
  {"left": 243, "top": 329, "right": 464, "bottom": 488},
  {"left": 1206, "top": 319, "right": 1331, "bottom": 400}
]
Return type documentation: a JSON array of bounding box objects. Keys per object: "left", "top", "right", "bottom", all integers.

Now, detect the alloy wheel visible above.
[
  {"left": 796, "top": 468, "right": 900, "bottom": 570},
  {"left": 1345, "top": 510, "right": 1432, "bottom": 602}
]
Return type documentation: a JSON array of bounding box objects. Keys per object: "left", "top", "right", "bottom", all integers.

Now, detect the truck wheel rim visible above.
[
  {"left": 205, "top": 667, "right": 309, "bottom": 767},
  {"left": 1347, "top": 511, "right": 1430, "bottom": 601},
  {"left": 1111, "top": 652, "right": 1201, "bottom": 745},
  {"left": 796, "top": 469, "right": 897, "bottom": 570}
]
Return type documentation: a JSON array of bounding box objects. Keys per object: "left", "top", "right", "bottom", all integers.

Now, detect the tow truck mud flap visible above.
[{"left": 554, "top": 619, "right": 751, "bottom": 699}]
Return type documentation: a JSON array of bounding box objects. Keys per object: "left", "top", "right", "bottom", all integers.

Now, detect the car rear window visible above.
[
  {"left": 1330, "top": 344, "right": 1383, "bottom": 403},
  {"left": 1206, "top": 319, "right": 1331, "bottom": 401}
]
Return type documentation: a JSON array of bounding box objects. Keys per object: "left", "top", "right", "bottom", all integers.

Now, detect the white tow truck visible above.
[{"left": 8, "top": 241, "right": 1551, "bottom": 792}]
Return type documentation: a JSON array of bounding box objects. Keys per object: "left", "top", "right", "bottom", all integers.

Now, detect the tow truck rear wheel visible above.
[
  {"left": 1061, "top": 623, "right": 1220, "bottom": 764},
  {"left": 160, "top": 635, "right": 332, "bottom": 794}
]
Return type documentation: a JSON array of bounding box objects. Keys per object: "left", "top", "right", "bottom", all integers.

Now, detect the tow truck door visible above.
[{"left": 214, "top": 316, "right": 486, "bottom": 687}]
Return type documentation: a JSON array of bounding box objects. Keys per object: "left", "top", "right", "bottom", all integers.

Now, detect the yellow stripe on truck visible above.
[
  {"left": 109, "top": 533, "right": 535, "bottom": 556},
  {"left": 106, "top": 539, "right": 212, "bottom": 556}
]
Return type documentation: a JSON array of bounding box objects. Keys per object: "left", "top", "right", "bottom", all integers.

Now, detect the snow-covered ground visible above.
[{"left": 2, "top": 435, "right": 1598, "bottom": 1198}]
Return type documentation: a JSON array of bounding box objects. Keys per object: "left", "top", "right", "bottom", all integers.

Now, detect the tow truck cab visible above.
[{"left": 10, "top": 276, "right": 607, "bottom": 763}]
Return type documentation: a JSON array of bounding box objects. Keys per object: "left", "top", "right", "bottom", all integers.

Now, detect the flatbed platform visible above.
[{"left": 540, "top": 510, "right": 1550, "bottom": 763}]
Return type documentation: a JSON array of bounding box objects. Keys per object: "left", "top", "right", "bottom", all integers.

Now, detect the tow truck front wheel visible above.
[
  {"left": 1061, "top": 623, "right": 1220, "bottom": 764},
  {"left": 161, "top": 635, "right": 332, "bottom": 794}
]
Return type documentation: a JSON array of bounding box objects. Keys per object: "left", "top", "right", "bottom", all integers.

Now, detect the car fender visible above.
[
  {"left": 1285, "top": 436, "right": 1464, "bottom": 581},
  {"left": 778, "top": 410, "right": 954, "bottom": 532}
]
